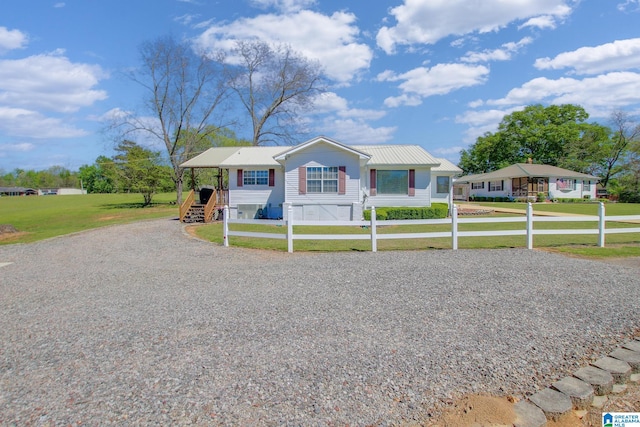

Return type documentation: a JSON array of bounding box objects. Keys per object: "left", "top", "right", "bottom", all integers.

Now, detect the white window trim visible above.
[{"left": 307, "top": 166, "right": 338, "bottom": 193}]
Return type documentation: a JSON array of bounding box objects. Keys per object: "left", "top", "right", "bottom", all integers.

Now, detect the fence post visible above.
[
  {"left": 452, "top": 204, "right": 458, "bottom": 250},
  {"left": 287, "top": 205, "right": 294, "bottom": 253},
  {"left": 223, "top": 205, "right": 229, "bottom": 247},
  {"left": 598, "top": 201, "right": 605, "bottom": 248},
  {"left": 526, "top": 202, "right": 533, "bottom": 250},
  {"left": 370, "top": 206, "right": 377, "bottom": 252}
]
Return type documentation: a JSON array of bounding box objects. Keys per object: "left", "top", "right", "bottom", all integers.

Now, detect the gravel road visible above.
[{"left": 0, "top": 218, "right": 638, "bottom": 425}]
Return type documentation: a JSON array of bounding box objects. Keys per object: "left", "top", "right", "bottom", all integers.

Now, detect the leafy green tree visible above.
[
  {"left": 113, "top": 140, "right": 169, "bottom": 206},
  {"left": 117, "top": 35, "right": 229, "bottom": 205},
  {"left": 79, "top": 156, "right": 117, "bottom": 193},
  {"left": 459, "top": 104, "right": 592, "bottom": 174}
]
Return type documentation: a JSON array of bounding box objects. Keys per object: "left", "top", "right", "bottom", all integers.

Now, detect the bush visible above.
[{"left": 363, "top": 203, "right": 449, "bottom": 220}]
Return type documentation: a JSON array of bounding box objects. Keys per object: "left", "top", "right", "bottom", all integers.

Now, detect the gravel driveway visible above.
[{"left": 1, "top": 218, "right": 639, "bottom": 425}]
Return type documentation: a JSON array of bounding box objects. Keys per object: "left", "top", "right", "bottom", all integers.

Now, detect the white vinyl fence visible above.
[{"left": 222, "top": 203, "right": 640, "bottom": 253}]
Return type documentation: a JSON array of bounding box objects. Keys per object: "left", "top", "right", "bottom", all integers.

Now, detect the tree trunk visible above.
[{"left": 176, "top": 171, "right": 184, "bottom": 205}]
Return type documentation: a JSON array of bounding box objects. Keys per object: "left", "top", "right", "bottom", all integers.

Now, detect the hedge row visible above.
[{"left": 363, "top": 203, "right": 449, "bottom": 220}]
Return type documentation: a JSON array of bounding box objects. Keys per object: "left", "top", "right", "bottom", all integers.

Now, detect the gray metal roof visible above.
[
  {"left": 457, "top": 163, "right": 600, "bottom": 182},
  {"left": 351, "top": 145, "right": 440, "bottom": 167},
  {"left": 431, "top": 158, "right": 463, "bottom": 173},
  {"left": 180, "top": 146, "right": 287, "bottom": 168},
  {"left": 180, "top": 140, "right": 442, "bottom": 169},
  {"left": 274, "top": 136, "right": 371, "bottom": 161}
]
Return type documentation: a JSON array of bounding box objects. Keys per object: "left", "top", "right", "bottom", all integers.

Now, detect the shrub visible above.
[{"left": 363, "top": 203, "right": 449, "bottom": 220}]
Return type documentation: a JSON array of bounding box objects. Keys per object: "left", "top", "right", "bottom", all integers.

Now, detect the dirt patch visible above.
[
  {"left": 421, "top": 383, "right": 640, "bottom": 426},
  {"left": 422, "top": 394, "right": 517, "bottom": 426},
  {"left": 0, "top": 224, "right": 18, "bottom": 234},
  {"left": 0, "top": 224, "right": 28, "bottom": 242},
  {"left": 97, "top": 215, "right": 126, "bottom": 221}
]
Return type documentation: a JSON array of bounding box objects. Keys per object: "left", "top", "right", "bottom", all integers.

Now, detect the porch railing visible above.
[{"left": 179, "top": 189, "right": 195, "bottom": 222}]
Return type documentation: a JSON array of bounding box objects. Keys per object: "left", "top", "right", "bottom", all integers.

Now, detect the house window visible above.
[
  {"left": 489, "top": 181, "right": 503, "bottom": 192},
  {"left": 583, "top": 180, "right": 591, "bottom": 190},
  {"left": 377, "top": 170, "right": 408, "bottom": 194},
  {"left": 557, "top": 178, "right": 576, "bottom": 191},
  {"left": 243, "top": 170, "right": 269, "bottom": 186},
  {"left": 306, "top": 166, "right": 338, "bottom": 193},
  {"left": 471, "top": 182, "right": 484, "bottom": 190},
  {"left": 436, "top": 176, "right": 450, "bottom": 193}
]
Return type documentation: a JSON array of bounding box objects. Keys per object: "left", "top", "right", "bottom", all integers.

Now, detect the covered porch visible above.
[{"left": 511, "top": 177, "right": 549, "bottom": 198}]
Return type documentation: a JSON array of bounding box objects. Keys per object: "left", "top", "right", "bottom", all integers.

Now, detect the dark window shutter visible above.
[
  {"left": 298, "top": 167, "right": 306, "bottom": 195},
  {"left": 268, "top": 169, "right": 275, "bottom": 187},
  {"left": 501, "top": 180, "right": 504, "bottom": 190},
  {"left": 338, "top": 166, "right": 346, "bottom": 195},
  {"left": 408, "top": 169, "right": 415, "bottom": 196},
  {"left": 370, "top": 169, "right": 376, "bottom": 196},
  {"left": 237, "top": 169, "right": 243, "bottom": 187}
]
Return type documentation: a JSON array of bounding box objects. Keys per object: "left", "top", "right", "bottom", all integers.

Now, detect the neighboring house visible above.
[
  {"left": 0, "top": 187, "right": 37, "bottom": 196},
  {"left": 39, "top": 188, "right": 87, "bottom": 195},
  {"left": 180, "top": 136, "right": 462, "bottom": 221},
  {"left": 455, "top": 162, "right": 599, "bottom": 201}
]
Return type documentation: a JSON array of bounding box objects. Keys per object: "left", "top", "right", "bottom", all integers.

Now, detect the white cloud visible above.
[
  {"left": 0, "top": 142, "right": 35, "bottom": 152},
  {"left": 461, "top": 37, "right": 533, "bottom": 63},
  {"left": 534, "top": 38, "right": 640, "bottom": 75},
  {"left": 455, "top": 106, "right": 522, "bottom": 143},
  {"left": 0, "top": 50, "right": 108, "bottom": 113},
  {"left": 195, "top": 10, "right": 372, "bottom": 83},
  {"left": 519, "top": 15, "right": 558, "bottom": 29},
  {"left": 379, "top": 63, "right": 490, "bottom": 107},
  {"left": 0, "top": 27, "right": 28, "bottom": 53},
  {"left": 323, "top": 118, "right": 397, "bottom": 144},
  {"left": 249, "top": 0, "right": 316, "bottom": 13},
  {"left": 617, "top": 0, "right": 640, "bottom": 12},
  {"left": 485, "top": 72, "right": 640, "bottom": 118},
  {"left": 54, "top": 2, "right": 66, "bottom": 8},
  {"left": 0, "top": 106, "right": 87, "bottom": 139},
  {"left": 305, "top": 92, "right": 393, "bottom": 143},
  {"left": 376, "top": 0, "right": 573, "bottom": 54},
  {"left": 175, "top": 14, "right": 199, "bottom": 26}
]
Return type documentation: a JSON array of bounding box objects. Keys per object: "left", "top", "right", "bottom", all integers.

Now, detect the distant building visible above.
[
  {"left": 0, "top": 187, "right": 38, "bottom": 196},
  {"left": 455, "top": 163, "right": 599, "bottom": 201}
]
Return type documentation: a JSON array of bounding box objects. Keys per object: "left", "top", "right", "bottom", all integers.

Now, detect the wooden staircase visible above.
[
  {"left": 179, "top": 189, "right": 227, "bottom": 223},
  {"left": 182, "top": 204, "right": 206, "bottom": 223}
]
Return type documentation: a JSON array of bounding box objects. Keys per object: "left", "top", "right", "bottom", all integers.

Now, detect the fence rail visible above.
[{"left": 222, "top": 203, "right": 640, "bottom": 253}]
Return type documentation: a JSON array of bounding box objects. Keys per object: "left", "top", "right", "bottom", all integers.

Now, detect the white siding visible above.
[
  {"left": 469, "top": 179, "right": 510, "bottom": 198},
  {"left": 228, "top": 167, "right": 285, "bottom": 219},
  {"left": 431, "top": 173, "right": 454, "bottom": 205},
  {"left": 550, "top": 178, "right": 597, "bottom": 200},
  {"left": 364, "top": 167, "right": 432, "bottom": 208},
  {"left": 281, "top": 142, "right": 362, "bottom": 221}
]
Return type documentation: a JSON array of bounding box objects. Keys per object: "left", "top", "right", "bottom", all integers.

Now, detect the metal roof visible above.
[
  {"left": 180, "top": 140, "right": 442, "bottom": 169},
  {"left": 457, "top": 163, "right": 600, "bottom": 182},
  {"left": 351, "top": 145, "right": 440, "bottom": 167},
  {"left": 180, "top": 146, "right": 287, "bottom": 168},
  {"left": 431, "top": 158, "right": 463, "bottom": 173},
  {"left": 274, "top": 136, "right": 371, "bottom": 161}
]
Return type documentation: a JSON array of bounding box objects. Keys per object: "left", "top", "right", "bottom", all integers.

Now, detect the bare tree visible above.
[
  {"left": 227, "top": 40, "right": 325, "bottom": 145},
  {"left": 115, "top": 35, "right": 229, "bottom": 204},
  {"left": 601, "top": 110, "right": 640, "bottom": 188}
]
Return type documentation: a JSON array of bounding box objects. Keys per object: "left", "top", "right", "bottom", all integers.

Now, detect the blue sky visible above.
[{"left": 1, "top": 0, "right": 640, "bottom": 171}]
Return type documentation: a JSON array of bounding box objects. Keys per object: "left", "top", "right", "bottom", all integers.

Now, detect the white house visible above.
[
  {"left": 455, "top": 162, "right": 599, "bottom": 201},
  {"left": 180, "top": 136, "right": 462, "bottom": 221}
]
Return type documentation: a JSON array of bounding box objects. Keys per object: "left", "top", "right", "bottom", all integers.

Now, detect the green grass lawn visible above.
[{"left": 0, "top": 193, "right": 181, "bottom": 245}]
